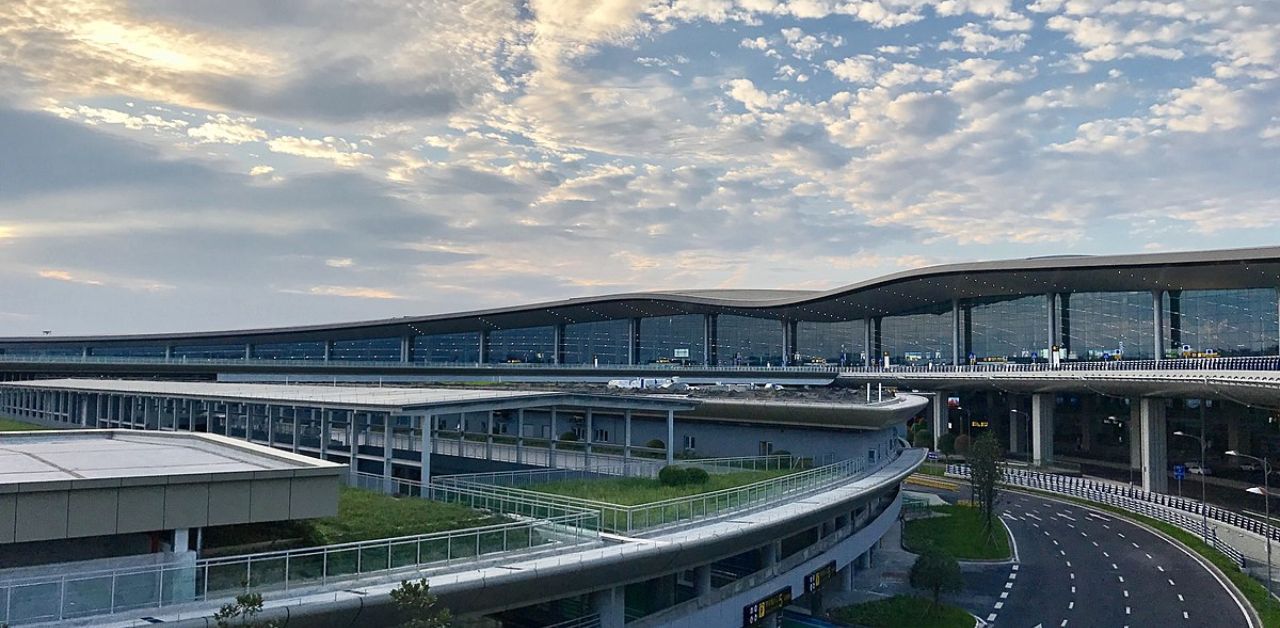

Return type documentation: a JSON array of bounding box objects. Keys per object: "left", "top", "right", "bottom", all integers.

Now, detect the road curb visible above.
[{"left": 1007, "top": 486, "right": 1263, "bottom": 628}]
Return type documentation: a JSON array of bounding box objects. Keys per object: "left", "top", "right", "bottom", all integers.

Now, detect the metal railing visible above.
[
  {"left": 433, "top": 454, "right": 802, "bottom": 487},
  {"left": 0, "top": 484, "right": 600, "bottom": 626},
  {"left": 947, "top": 464, "right": 1248, "bottom": 567},
  {"left": 842, "top": 355, "right": 1280, "bottom": 374},
  {"left": 436, "top": 455, "right": 887, "bottom": 535}
]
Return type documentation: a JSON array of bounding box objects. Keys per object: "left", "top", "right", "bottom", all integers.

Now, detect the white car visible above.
[{"left": 1184, "top": 461, "right": 1213, "bottom": 476}]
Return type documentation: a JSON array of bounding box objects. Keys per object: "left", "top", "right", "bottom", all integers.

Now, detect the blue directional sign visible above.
[{"left": 1174, "top": 464, "right": 1186, "bottom": 480}]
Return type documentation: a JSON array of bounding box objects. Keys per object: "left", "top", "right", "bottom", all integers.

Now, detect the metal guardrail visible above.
[
  {"left": 842, "top": 356, "right": 1280, "bottom": 374},
  {"left": 947, "top": 464, "right": 1248, "bottom": 567},
  {"left": 0, "top": 482, "right": 600, "bottom": 626},
  {"left": 434, "top": 454, "right": 802, "bottom": 486},
  {"left": 437, "top": 455, "right": 888, "bottom": 535}
]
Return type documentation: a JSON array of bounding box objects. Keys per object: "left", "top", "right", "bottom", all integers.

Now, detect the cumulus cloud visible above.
[{"left": 266, "top": 135, "right": 373, "bottom": 168}]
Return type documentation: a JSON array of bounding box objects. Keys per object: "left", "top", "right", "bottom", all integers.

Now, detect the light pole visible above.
[
  {"left": 1228, "top": 451, "right": 1272, "bottom": 600},
  {"left": 1174, "top": 427, "right": 1209, "bottom": 541}
]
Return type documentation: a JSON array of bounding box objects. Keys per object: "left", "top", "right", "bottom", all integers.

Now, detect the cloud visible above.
[
  {"left": 187, "top": 114, "right": 267, "bottom": 144},
  {"left": 301, "top": 285, "right": 402, "bottom": 299},
  {"left": 266, "top": 135, "right": 373, "bottom": 167}
]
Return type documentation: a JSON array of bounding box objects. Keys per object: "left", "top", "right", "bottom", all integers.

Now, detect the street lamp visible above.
[
  {"left": 1174, "top": 428, "right": 1210, "bottom": 541},
  {"left": 1228, "top": 451, "right": 1272, "bottom": 600}
]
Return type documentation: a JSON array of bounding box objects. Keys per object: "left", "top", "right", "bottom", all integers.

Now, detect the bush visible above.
[
  {"left": 912, "top": 429, "right": 933, "bottom": 449},
  {"left": 910, "top": 547, "right": 963, "bottom": 607},
  {"left": 657, "top": 466, "right": 710, "bottom": 487},
  {"left": 658, "top": 466, "right": 688, "bottom": 486},
  {"left": 645, "top": 439, "right": 666, "bottom": 450},
  {"left": 559, "top": 431, "right": 579, "bottom": 442},
  {"left": 939, "top": 433, "right": 957, "bottom": 457},
  {"left": 954, "top": 434, "right": 972, "bottom": 457}
]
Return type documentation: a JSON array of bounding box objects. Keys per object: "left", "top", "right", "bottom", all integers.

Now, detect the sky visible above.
[{"left": 1, "top": 1, "right": 1277, "bottom": 336}]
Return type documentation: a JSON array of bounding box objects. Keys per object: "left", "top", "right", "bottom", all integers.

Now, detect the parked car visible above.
[{"left": 1184, "top": 461, "right": 1213, "bottom": 475}]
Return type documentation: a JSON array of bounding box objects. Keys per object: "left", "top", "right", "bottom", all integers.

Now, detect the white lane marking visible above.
[
  {"left": 1081, "top": 531, "right": 1089, "bottom": 538},
  {"left": 1006, "top": 582, "right": 1014, "bottom": 589},
  {"left": 1169, "top": 579, "right": 1176, "bottom": 586},
  {"left": 1123, "top": 590, "right": 1129, "bottom": 598},
  {"left": 1087, "top": 512, "right": 1112, "bottom": 522},
  {"left": 1178, "top": 594, "right": 1185, "bottom": 602},
  {"left": 988, "top": 613, "right": 998, "bottom": 622},
  {"left": 1071, "top": 586, "right": 1076, "bottom": 594},
  {"left": 1119, "top": 532, "right": 1126, "bottom": 538},
  {"left": 996, "top": 602, "right": 1004, "bottom": 609},
  {"left": 1061, "top": 620, "right": 1069, "bottom": 627},
  {"left": 1010, "top": 573, "right": 1018, "bottom": 580},
  {"left": 1066, "top": 561, "right": 1072, "bottom": 568},
  {"left": 1157, "top": 565, "right": 1165, "bottom": 572},
  {"left": 1068, "top": 601, "right": 1075, "bottom": 609},
  {"left": 1126, "top": 606, "right": 1132, "bottom": 615},
  {"left": 1034, "top": 522, "right": 1041, "bottom": 528},
  {"left": 1059, "top": 512, "right": 1077, "bottom": 521},
  {"left": 1147, "top": 553, "right": 1153, "bottom": 560},
  {"left": 1132, "top": 542, "right": 1141, "bottom": 549},
  {"left": 1053, "top": 539, "right": 1060, "bottom": 546},
  {"left": 1013, "top": 564, "right": 1020, "bottom": 571},
  {"left": 1060, "top": 549, "right": 1067, "bottom": 556},
  {"left": 1001, "top": 591, "right": 1010, "bottom": 599},
  {"left": 1103, "top": 551, "right": 1111, "bottom": 557},
  {"left": 1118, "top": 576, "right": 1125, "bottom": 583},
  {"left": 1068, "top": 523, "right": 1076, "bottom": 529},
  {"left": 1092, "top": 541, "right": 1099, "bottom": 547},
  {"left": 1070, "top": 573, "right": 1076, "bottom": 580},
  {"left": 1183, "top": 611, "right": 1190, "bottom": 619},
  {"left": 1112, "top": 563, "right": 1119, "bottom": 570},
  {"left": 1027, "top": 513, "right": 1043, "bottom": 521}
]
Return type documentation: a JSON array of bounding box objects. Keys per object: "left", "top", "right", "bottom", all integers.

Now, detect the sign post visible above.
[{"left": 1174, "top": 464, "right": 1186, "bottom": 497}]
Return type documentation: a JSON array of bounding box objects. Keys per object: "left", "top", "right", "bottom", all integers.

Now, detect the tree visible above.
[
  {"left": 968, "top": 431, "right": 1004, "bottom": 539},
  {"left": 213, "top": 592, "right": 282, "bottom": 628},
  {"left": 390, "top": 578, "right": 452, "bottom": 628},
  {"left": 645, "top": 438, "right": 665, "bottom": 450},
  {"left": 939, "top": 432, "right": 957, "bottom": 458},
  {"left": 909, "top": 547, "right": 963, "bottom": 609},
  {"left": 953, "top": 433, "right": 972, "bottom": 457},
  {"left": 912, "top": 428, "right": 933, "bottom": 449}
]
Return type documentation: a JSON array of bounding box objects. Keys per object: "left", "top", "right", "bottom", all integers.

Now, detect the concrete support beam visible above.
[
  {"left": 591, "top": 586, "right": 625, "bottom": 628},
  {"left": 485, "top": 410, "right": 494, "bottom": 461},
  {"left": 863, "top": 318, "right": 873, "bottom": 367},
  {"left": 516, "top": 409, "right": 525, "bottom": 464},
  {"left": 666, "top": 409, "right": 675, "bottom": 465},
  {"left": 623, "top": 410, "right": 632, "bottom": 471},
  {"left": 1153, "top": 290, "right": 1166, "bottom": 360},
  {"left": 693, "top": 564, "right": 712, "bottom": 596},
  {"left": 292, "top": 407, "right": 300, "bottom": 453},
  {"left": 931, "top": 393, "right": 946, "bottom": 450},
  {"left": 549, "top": 408, "right": 558, "bottom": 468},
  {"left": 584, "top": 409, "right": 593, "bottom": 471},
  {"left": 628, "top": 318, "right": 640, "bottom": 366},
  {"left": 1129, "top": 400, "right": 1142, "bottom": 472},
  {"left": 347, "top": 412, "right": 358, "bottom": 475},
  {"left": 1031, "top": 393, "right": 1054, "bottom": 466},
  {"left": 400, "top": 336, "right": 411, "bottom": 364},
  {"left": 383, "top": 413, "right": 394, "bottom": 489},
  {"left": 1140, "top": 398, "right": 1168, "bottom": 493},
  {"left": 420, "top": 413, "right": 432, "bottom": 487},
  {"left": 951, "top": 299, "right": 961, "bottom": 366},
  {"left": 1227, "top": 415, "right": 1247, "bottom": 460}
]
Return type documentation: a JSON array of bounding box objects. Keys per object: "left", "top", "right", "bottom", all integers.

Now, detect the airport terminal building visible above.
[{"left": 0, "top": 247, "right": 1276, "bottom": 369}]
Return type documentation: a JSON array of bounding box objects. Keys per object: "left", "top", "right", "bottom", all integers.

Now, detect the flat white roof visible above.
[
  {"left": 1, "top": 379, "right": 696, "bottom": 413},
  {"left": 0, "top": 430, "right": 339, "bottom": 486}
]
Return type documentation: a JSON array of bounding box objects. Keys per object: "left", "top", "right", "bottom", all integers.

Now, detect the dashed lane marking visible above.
[
  {"left": 1169, "top": 579, "right": 1176, "bottom": 586},
  {"left": 1001, "top": 591, "right": 1010, "bottom": 599},
  {"left": 988, "top": 613, "right": 998, "bottom": 622},
  {"left": 1123, "top": 590, "right": 1129, "bottom": 598},
  {"left": 1157, "top": 565, "right": 1165, "bottom": 572}
]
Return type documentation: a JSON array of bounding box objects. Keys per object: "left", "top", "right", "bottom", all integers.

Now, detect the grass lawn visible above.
[
  {"left": 917, "top": 462, "right": 948, "bottom": 477},
  {"left": 0, "top": 417, "right": 48, "bottom": 431},
  {"left": 529, "top": 469, "right": 796, "bottom": 505},
  {"left": 204, "top": 486, "right": 509, "bottom": 552},
  {"left": 903, "top": 504, "right": 1011, "bottom": 560},
  {"left": 829, "top": 595, "right": 974, "bottom": 628}
]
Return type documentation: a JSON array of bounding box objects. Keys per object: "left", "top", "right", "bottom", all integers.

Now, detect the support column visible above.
[
  {"left": 931, "top": 393, "right": 946, "bottom": 450},
  {"left": 383, "top": 413, "right": 394, "bottom": 490},
  {"left": 400, "top": 336, "right": 411, "bottom": 364},
  {"left": 267, "top": 406, "right": 277, "bottom": 448},
  {"left": 1140, "top": 398, "right": 1168, "bottom": 493},
  {"left": 951, "top": 299, "right": 961, "bottom": 366},
  {"left": 591, "top": 586, "right": 625, "bottom": 628},
  {"left": 666, "top": 409, "right": 675, "bottom": 465},
  {"left": 1227, "top": 415, "right": 1247, "bottom": 461},
  {"left": 549, "top": 408, "right": 558, "bottom": 468},
  {"left": 347, "top": 412, "right": 359, "bottom": 475},
  {"left": 1079, "top": 396, "right": 1094, "bottom": 453},
  {"left": 516, "top": 409, "right": 525, "bottom": 464},
  {"left": 584, "top": 409, "right": 594, "bottom": 470},
  {"left": 623, "top": 410, "right": 632, "bottom": 470},
  {"left": 484, "top": 410, "right": 494, "bottom": 461},
  {"left": 292, "top": 407, "right": 300, "bottom": 452},
  {"left": 477, "top": 329, "right": 489, "bottom": 365},
  {"left": 863, "top": 318, "right": 873, "bottom": 367},
  {"left": 628, "top": 318, "right": 640, "bottom": 366},
  {"left": 1031, "top": 393, "right": 1054, "bottom": 466},
  {"left": 1129, "top": 400, "right": 1142, "bottom": 474},
  {"left": 320, "top": 409, "right": 330, "bottom": 460},
  {"left": 693, "top": 564, "right": 712, "bottom": 596},
  {"left": 1046, "top": 293, "right": 1058, "bottom": 358},
  {"left": 420, "top": 414, "right": 433, "bottom": 488},
  {"left": 553, "top": 324, "right": 565, "bottom": 365},
  {"left": 1009, "top": 396, "right": 1024, "bottom": 454},
  {"left": 704, "top": 314, "right": 718, "bottom": 366}
]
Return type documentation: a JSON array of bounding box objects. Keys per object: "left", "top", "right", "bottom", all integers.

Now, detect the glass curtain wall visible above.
[
  {"left": 2, "top": 345, "right": 84, "bottom": 356},
  {"left": 173, "top": 344, "right": 245, "bottom": 360},
  {"left": 90, "top": 346, "right": 166, "bottom": 358},
  {"left": 413, "top": 332, "right": 480, "bottom": 363},
  {"left": 796, "top": 320, "right": 863, "bottom": 366},
  {"left": 638, "top": 314, "right": 705, "bottom": 364},
  {"left": 1165, "top": 288, "right": 1279, "bottom": 357},
  {"left": 1061, "top": 291, "right": 1154, "bottom": 360},
  {"left": 331, "top": 337, "right": 401, "bottom": 361},
  {"left": 878, "top": 304, "right": 953, "bottom": 366},
  {"left": 486, "top": 327, "right": 555, "bottom": 363},
  {"left": 253, "top": 342, "right": 326, "bottom": 360},
  {"left": 964, "top": 295, "right": 1046, "bottom": 362},
  {"left": 715, "top": 315, "right": 783, "bottom": 366},
  {"left": 564, "top": 320, "right": 629, "bottom": 365}
]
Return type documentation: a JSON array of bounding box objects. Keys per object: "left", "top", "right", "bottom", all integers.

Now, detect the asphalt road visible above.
[{"left": 987, "top": 491, "right": 1252, "bottom": 627}]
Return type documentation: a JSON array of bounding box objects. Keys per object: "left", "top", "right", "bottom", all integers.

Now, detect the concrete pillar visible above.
[
  {"left": 951, "top": 299, "right": 961, "bottom": 366},
  {"left": 383, "top": 413, "right": 394, "bottom": 488},
  {"left": 485, "top": 410, "right": 494, "bottom": 461},
  {"left": 516, "top": 409, "right": 525, "bottom": 464},
  {"left": 864, "top": 318, "right": 873, "bottom": 367},
  {"left": 1129, "top": 400, "right": 1142, "bottom": 472},
  {"left": 420, "top": 414, "right": 432, "bottom": 488},
  {"left": 320, "top": 409, "right": 330, "bottom": 460},
  {"left": 172, "top": 528, "right": 190, "bottom": 553},
  {"left": 347, "top": 412, "right": 358, "bottom": 475},
  {"left": 553, "top": 324, "right": 565, "bottom": 365},
  {"left": 628, "top": 318, "right": 640, "bottom": 366},
  {"left": 656, "top": 573, "right": 676, "bottom": 608},
  {"left": 623, "top": 410, "right": 632, "bottom": 468},
  {"left": 762, "top": 541, "right": 779, "bottom": 568},
  {"left": 584, "top": 409, "right": 594, "bottom": 470},
  {"left": 267, "top": 406, "right": 277, "bottom": 447},
  {"left": 400, "top": 336, "right": 411, "bottom": 364},
  {"left": 1079, "top": 397, "right": 1094, "bottom": 453},
  {"left": 549, "top": 408, "right": 558, "bottom": 468},
  {"left": 931, "top": 393, "right": 946, "bottom": 450},
  {"left": 666, "top": 409, "right": 675, "bottom": 464},
  {"left": 1032, "top": 393, "right": 1054, "bottom": 466},
  {"left": 1153, "top": 290, "right": 1166, "bottom": 359},
  {"left": 693, "top": 564, "right": 712, "bottom": 596},
  {"left": 1140, "top": 398, "right": 1168, "bottom": 493},
  {"left": 591, "top": 586, "right": 625, "bottom": 628},
  {"left": 1227, "top": 415, "right": 1248, "bottom": 460}
]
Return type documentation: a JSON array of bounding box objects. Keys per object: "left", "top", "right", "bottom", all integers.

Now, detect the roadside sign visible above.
[
  {"left": 1174, "top": 464, "right": 1186, "bottom": 480},
  {"left": 927, "top": 451, "right": 939, "bottom": 461}
]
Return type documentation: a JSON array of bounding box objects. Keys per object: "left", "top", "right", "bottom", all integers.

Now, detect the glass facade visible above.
[
  {"left": 964, "top": 295, "right": 1046, "bottom": 362},
  {"left": 1061, "top": 291, "right": 1154, "bottom": 360},
  {"left": 564, "top": 320, "right": 630, "bottom": 365},
  {"left": 1, "top": 345, "right": 84, "bottom": 356},
  {"left": 486, "top": 326, "right": 555, "bottom": 363},
  {"left": 90, "top": 346, "right": 166, "bottom": 358},
  {"left": 173, "top": 344, "right": 245, "bottom": 360},
  {"left": 331, "top": 337, "right": 401, "bottom": 361},
  {"left": 1165, "top": 288, "right": 1279, "bottom": 357},
  {"left": 253, "top": 341, "right": 326, "bottom": 360},
  {"left": 638, "top": 314, "right": 705, "bottom": 364},
  {"left": 715, "top": 315, "right": 782, "bottom": 366},
  {"left": 878, "top": 304, "right": 953, "bottom": 366},
  {"left": 797, "top": 320, "right": 864, "bottom": 366},
  {"left": 413, "top": 332, "right": 480, "bottom": 363}
]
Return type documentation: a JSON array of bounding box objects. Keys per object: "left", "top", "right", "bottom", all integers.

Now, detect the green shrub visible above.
[
  {"left": 658, "top": 466, "right": 688, "bottom": 486},
  {"left": 645, "top": 438, "right": 666, "bottom": 450},
  {"left": 939, "top": 433, "right": 957, "bottom": 457},
  {"left": 954, "top": 434, "right": 972, "bottom": 457},
  {"left": 559, "top": 431, "right": 579, "bottom": 442},
  {"left": 912, "top": 429, "right": 933, "bottom": 449},
  {"left": 684, "top": 467, "right": 710, "bottom": 485}
]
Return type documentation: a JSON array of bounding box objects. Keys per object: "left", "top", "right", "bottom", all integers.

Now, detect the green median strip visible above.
[
  {"left": 828, "top": 595, "right": 974, "bottom": 628},
  {"left": 903, "top": 504, "right": 1011, "bottom": 561},
  {"left": 0, "top": 418, "right": 50, "bottom": 431}
]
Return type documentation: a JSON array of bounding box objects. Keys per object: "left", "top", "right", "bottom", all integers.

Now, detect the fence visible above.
[
  {"left": 432, "top": 454, "right": 802, "bottom": 487},
  {"left": 0, "top": 483, "right": 600, "bottom": 626},
  {"left": 436, "top": 455, "right": 886, "bottom": 535},
  {"left": 842, "top": 355, "right": 1280, "bottom": 374},
  {"left": 946, "top": 464, "right": 1248, "bottom": 567}
]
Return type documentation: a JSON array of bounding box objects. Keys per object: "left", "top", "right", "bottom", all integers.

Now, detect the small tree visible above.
[
  {"left": 213, "top": 592, "right": 282, "bottom": 628},
  {"left": 645, "top": 438, "right": 665, "bottom": 450},
  {"left": 912, "top": 428, "right": 933, "bottom": 449},
  {"left": 953, "top": 433, "right": 972, "bottom": 457},
  {"left": 390, "top": 578, "right": 452, "bottom": 628},
  {"left": 968, "top": 432, "right": 1004, "bottom": 539},
  {"left": 939, "top": 432, "right": 957, "bottom": 458},
  {"left": 559, "top": 431, "right": 579, "bottom": 442},
  {"left": 909, "top": 547, "right": 963, "bottom": 609}
]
